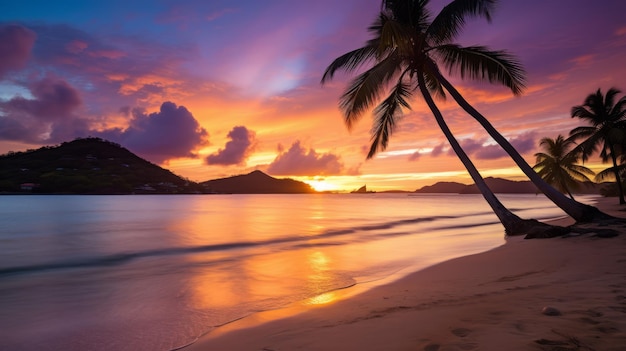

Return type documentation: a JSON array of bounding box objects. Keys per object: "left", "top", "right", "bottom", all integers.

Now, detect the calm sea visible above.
[{"left": 0, "top": 193, "right": 597, "bottom": 350}]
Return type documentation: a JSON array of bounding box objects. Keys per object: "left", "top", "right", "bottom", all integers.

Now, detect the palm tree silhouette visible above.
[
  {"left": 322, "top": 0, "right": 612, "bottom": 224},
  {"left": 532, "top": 135, "right": 594, "bottom": 200},
  {"left": 322, "top": 0, "right": 568, "bottom": 236},
  {"left": 570, "top": 88, "right": 626, "bottom": 204}
]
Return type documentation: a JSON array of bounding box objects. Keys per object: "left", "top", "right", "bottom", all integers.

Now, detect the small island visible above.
[{"left": 0, "top": 138, "right": 315, "bottom": 195}]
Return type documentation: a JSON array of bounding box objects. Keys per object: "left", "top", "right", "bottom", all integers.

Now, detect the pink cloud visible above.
[
  {"left": 98, "top": 102, "right": 208, "bottom": 164},
  {"left": 0, "top": 24, "right": 36, "bottom": 78},
  {"left": 569, "top": 54, "right": 595, "bottom": 67},
  {"left": 267, "top": 141, "right": 344, "bottom": 176},
  {"left": 206, "top": 126, "right": 256, "bottom": 166}
]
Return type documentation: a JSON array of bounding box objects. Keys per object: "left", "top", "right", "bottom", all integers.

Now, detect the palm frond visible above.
[
  {"left": 339, "top": 52, "right": 403, "bottom": 129},
  {"left": 610, "top": 93, "right": 626, "bottom": 117},
  {"left": 567, "top": 164, "right": 595, "bottom": 180},
  {"left": 569, "top": 126, "right": 597, "bottom": 139},
  {"left": 570, "top": 105, "right": 596, "bottom": 121},
  {"left": 435, "top": 44, "right": 526, "bottom": 95},
  {"left": 533, "top": 152, "right": 552, "bottom": 163},
  {"left": 379, "top": 18, "right": 414, "bottom": 58},
  {"left": 427, "top": 0, "right": 496, "bottom": 44},
  {"left": 533, "top": 134, "right": 595, "bottom": 196},
  {"left": 383, "top": 0, "right": 431, "bottom": 28},
  {"left": 321, "top": 45, "right": 379, "bottom": 84},
  {"left": 604, "top": 88, "right": 621, "bottom": 111},
  {"left": 367, "top": 80, "right": 412, "bottom": 158},
  {"left": 595, "top": 164, "right": 626, "bottom": 181},
  {"left": 367, "top": 12, "right": 386, "bottom": 36}
]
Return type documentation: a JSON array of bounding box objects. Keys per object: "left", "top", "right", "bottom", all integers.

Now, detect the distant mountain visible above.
[
  {"left": 415, "top": 177, "right": 605, "bottom": 194},
  {"left": 460, "top": 177, "right": 538, "bottom": 194},
  {"left": 201, "top": 170, "right": 315, "bottom": 194},
  {"left": 0, "top": 137, "right": 204, "bottom": 194},
  {"left": 414, "top": 181, "right": 468, "bottom": 194}
]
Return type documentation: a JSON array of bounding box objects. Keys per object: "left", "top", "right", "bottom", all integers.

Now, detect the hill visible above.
[
  {"left": 0, "top": 137, "right": 204, "bottom": 194},
  {"left": 201, "top": 170, "right": 315, "bottom": 194},
  {"left": 413, "top": 181, "right": 468, "bottom": 194},
  {"left": 415, "top": 177, "right": 605, "bottom": 194},
  {"left": 460, "top": 177, "right": 538, "bottom": 194}
]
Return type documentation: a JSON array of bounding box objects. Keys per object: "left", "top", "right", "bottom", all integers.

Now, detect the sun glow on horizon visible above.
[{"left": 305, "top": 179, "right": 340, "bottom": 192}]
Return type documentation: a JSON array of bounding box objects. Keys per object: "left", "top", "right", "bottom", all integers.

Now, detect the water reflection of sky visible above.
[{"left": 1, "top": 193, "right": 584, "bottom": 350}]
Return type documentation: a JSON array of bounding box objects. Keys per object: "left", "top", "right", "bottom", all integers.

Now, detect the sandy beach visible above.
[{"left": 183, "top": 197, "right": 626, "bottom": 351}]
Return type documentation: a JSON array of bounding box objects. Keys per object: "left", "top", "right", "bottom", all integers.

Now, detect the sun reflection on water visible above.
[
  {"left": 304, "top": 251, "right": 339, "bottom": 305},
  {"left": 306, "top": 291, "right": 337, "bottom": 305}
]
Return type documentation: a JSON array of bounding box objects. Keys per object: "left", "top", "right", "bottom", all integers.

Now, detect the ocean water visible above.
[{"left": 0, "top": 193, "right": 597, "bottom": 350}]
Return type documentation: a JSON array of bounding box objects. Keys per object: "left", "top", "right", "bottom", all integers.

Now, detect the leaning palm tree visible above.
[
  {"left": 322, "top": 0, "right": 567, "bottom": 236},
  {"left": 570, "top": 88, "right": 626, "bottom": 204},
  {"left": 322, "top": 0, "right": 613, "bottom": 223},
  {"left": 532, "top": 135, "right": 595, "bottom": 200}
]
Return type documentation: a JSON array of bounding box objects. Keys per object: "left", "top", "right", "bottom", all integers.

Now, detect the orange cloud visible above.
[{"left": 569, "top": 54, "right": 595, "bottom": 67}]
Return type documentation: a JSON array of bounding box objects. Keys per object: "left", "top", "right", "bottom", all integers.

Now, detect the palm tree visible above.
[
  {"left": 433, "top": 73, "right": 608, "bottom": 222},
  {"left": 322, "top": 0, "right": 613, "bottom": 223},
  {"left": 570, "top": 88, "right": 626, "bottom": 204},
  {"left": 322, "top": 0, "right": 568, "bottom": 236},
  {"left": 532, "top": 135, "right": 594, "bottom": 200}
]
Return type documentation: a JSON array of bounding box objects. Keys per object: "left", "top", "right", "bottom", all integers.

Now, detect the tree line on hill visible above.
[{"left": 0, "top": 138, "right": 314, "bottom": 195}]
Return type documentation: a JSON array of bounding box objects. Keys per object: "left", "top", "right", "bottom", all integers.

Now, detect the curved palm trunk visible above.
[
  {"left": 558, "top": 179, "right": 575, "bottom": 200},
  {"left": 565, "top": 188, "right": 575, "bottom": 201},
  {"left": 417, "top": 76, "right": 562, "bottom": 236},
  {"left": 608, "top": 145, "right": 625, "bottom": 204},
  {"left": 434, "top": 72, "right": 613, "bottom": 222}
]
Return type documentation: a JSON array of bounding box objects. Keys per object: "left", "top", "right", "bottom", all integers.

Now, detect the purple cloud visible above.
[
  {"left": 13, "top": 23, "right": 201, "bottom": 120},
  {"left": 0, "top": 76, "right": 83, "bottom": 142},
  {"left": 0, "top": 75, "right": 207, "bottom": 163},
  {"left": 267, "top": 140, "right": 344, "bottom": 176},
  {"left": 444, "top": 133, "right": 538, "bottom": 160},
  {"left": 98, "top": 102, "right": 208, "bottom": 164},
  {"left": 0, "top": 24, "right": 36, "bottom": 78},
  {"left": 431, "top": 143, "right": 446, "bottom": 157},
  {"left": 206, "top": 126, "right": 256, "bottom": 166},
  {"left": 473, "top": 133, "right": 537, "bottom": 160},
  {"left": 408, "top": 151, "right": 421, "bottom": 161},
  {"left": 451, "top": 139, "right": 484, "bottom": 157}
]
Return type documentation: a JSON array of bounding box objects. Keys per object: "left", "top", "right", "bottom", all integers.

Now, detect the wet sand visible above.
[{"left": 183, "top": 197, "right": 626, "bottom": 351}]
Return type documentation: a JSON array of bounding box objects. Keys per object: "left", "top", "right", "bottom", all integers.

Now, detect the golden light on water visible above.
[
  {"left": 304, "top": 251, "right": 338, "bottom": 305},
  {"left": 306, "top": 291, "right": 337, "bottom": 305},
  {"left": 308, "top": 251, "right": 330, "bottom": 267}
]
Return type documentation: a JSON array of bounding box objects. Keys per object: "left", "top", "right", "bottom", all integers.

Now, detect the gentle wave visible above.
[{"left": 0, "top": 213, "right": 489, "bottom": 276}]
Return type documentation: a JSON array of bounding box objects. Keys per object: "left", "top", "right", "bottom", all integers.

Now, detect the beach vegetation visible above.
[
  {"left": 532, "top": 135, "right": 595, "bottom": 200},
  {"left": 322, "top": 0, "right": 614, "bottom": 226},
  {"left": 321, "top": 0, "right": 575, "bottom": 236},
  {"left": 569, "top": 87, "right": 626, "bottom": 204}
]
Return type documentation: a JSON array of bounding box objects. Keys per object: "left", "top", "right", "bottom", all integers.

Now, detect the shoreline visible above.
[{"left": 183, "top": 197, "right": 626, "bottom": 351}]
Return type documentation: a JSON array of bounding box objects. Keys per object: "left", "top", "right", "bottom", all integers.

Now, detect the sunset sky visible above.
[{"left": 1, "top": 0, "right": 625, "bottom": 191}]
